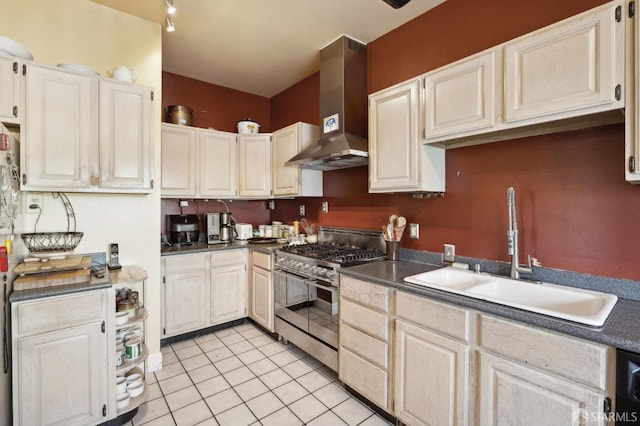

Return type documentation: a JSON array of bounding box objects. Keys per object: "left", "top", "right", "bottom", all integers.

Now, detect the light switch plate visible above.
[
  {"left": 443, "top": 244, "right": 455, "bottom": 263},
  {"left": 321, "top": 201, "right": 329, "bottom": 214},
  {"left": 409, "top": 223, "right": 419, "bottom": 239},
  {"left": 299, "top": 205, "right": 305, "bottom": 216}
]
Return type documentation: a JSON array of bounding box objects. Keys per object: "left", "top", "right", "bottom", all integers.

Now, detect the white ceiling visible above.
[{"left": 91, "top": 0, "right": 446, "bottom": 97}]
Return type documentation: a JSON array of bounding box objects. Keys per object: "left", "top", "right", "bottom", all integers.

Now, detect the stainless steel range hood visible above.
[{"left": 286, "top": 36, "right": 368, "bottom": 171}]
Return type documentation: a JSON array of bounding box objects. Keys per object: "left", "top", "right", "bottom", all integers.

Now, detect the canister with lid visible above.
[
  {"left": 125, "top": 338, "right": 141, "bottom": 360},
  {"left": 116, "top": 344, "right": 127, "bottom": 367},
  {"left": 117, "top": 300, "right": 136, "bottom": 318}
]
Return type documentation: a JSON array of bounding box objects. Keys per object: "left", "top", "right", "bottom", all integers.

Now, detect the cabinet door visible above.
[
  {"left": 369, "top": 78, "right": 421, "bottom": 192},
  {"left": 100, "top": 80, "right": 154, "bottom": 191},
  {"left": 16, "top": 323, "right": 107, "bottom": 426},
  {"left": 161, "top": 123, "right": 197, "bottom": 197},
  {"left": 164, "top": 268, "right": 211, "bottom": 336},
  {"left": 211, "top": 263, "right": 248, "bottom": 325},
  {"left": 251, "top": 265, "right": 274, "bottom": 331},
  {"left": 199, "top": 129, "right": 237, "bottom": 197},
  {"left": 272, "top": 124, "right": 300, "bottom": 196},
  {"left": 22, "top": 64, "right": 97, "bottom": 190},
  {"left": 394, "top": 319, "right": 470, "bottom": 426},
  {"left": 238, "top": 134, "right": 271, "bottom": 198},
  {"left": 425, "top": 49, "right": 499, "bottom": 140},
  {"left": 479, "top": 351, "right": 605, "bottom": 426},
  {"left": 0, "top": 56, "right": 20, "bottom": 124},
  {"left": 504, "top": 2, "right": 623, "bottom": 123}
]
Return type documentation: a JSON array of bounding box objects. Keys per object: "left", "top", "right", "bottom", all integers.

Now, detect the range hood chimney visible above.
[{"left": 286, "top": 36, "right": 368, "bottom": 171}]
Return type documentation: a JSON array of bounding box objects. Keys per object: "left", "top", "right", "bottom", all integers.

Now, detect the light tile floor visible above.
[{"left": 131, "top": 322, "right": 394, "bottom": 426}]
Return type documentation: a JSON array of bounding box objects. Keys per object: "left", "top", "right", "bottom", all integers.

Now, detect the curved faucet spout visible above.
[{"left": 507, "top": 187, "right": 532, "bottom": 279}]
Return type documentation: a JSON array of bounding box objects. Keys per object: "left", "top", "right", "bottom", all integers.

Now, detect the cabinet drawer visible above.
[
  {"left": 14, "top": 290, "right": 106, "bottom": 337},
  {"left": 479, "top": 315, "right": 611, "bottom": 390},
  {"left": 395, "top": 290, "right": 470, "bottom": 342},
  {"left": 340, "top": 275, "right": 390, "bottom": 312},
  {"left": 211, "top": 249, "right": 247, "bottom": 267},
  {"left": 340, "top": 298, "right": 389, "bottom": 342},
  {"left": 164, "top": 252, "right": 209, "bottom": 272},
  {"left": 340, "top": 323, "right": 388, "bottom": 369},
  {"left": 339, "top": 347, "right": 388, "bottom": 410},
  {"left": 252, "top": 251, "right": 272, "bottom": 271}
]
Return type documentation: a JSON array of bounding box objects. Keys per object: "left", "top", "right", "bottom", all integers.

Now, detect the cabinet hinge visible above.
[
  {"left": 21, "top": 174, "right": 26, "bottom": 185},
  {"left": 629, "top": 156, "right": 636, "bottom": 173},
  {"left": 151, "top": 91, "right": 154, "bottom": 101},
  {"left": 616, "top": 5, "right": 622, "bottom": 22},
  {"left": 423, "top": 128, "right": 426, "bottom": 139},
  {"left": 163, "top": 327, "right": 166, "bottom": 335},
  {"left": 615, "top": 84, "right": 622, "bottom": 101},
  {"left": 151, "top": 178, "right": 154, "bottom": 189},
  {"left": 603, "top": 397, "right": 612, "bottom": 416},
  {"left": 101, "top": 321, "right": 105, "bottom": 333},
  {"left": 630, "top": 1, "right": 636, "bottom": 18},
  {"left": 12, "top": 62, "right": 17, "bottom": 74},
  {"left": 22, "top": 64, "right": 26, "bottom": 76},
  {"left": 102, "top": 404, "right": 107, "bottom": 417},
  {"left": 12, "top": 106, "right": 18, "bottom": 118}
]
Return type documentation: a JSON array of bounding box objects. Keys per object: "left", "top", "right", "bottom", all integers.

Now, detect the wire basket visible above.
[{"left": 21, "top": 232, "right": 84, "bottom": 253}]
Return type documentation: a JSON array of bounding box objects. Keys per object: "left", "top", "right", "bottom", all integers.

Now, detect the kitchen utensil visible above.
[
  {"left": 116, "top": 393, "right": 130, "bottom": 409},
  {"left": 57, "top": 63, "right": 100, "bottom": 76},
  {"left": 305, "top": 234, "right": 318, "bottom": 243},
  {"left": 237, "top": 119, "right": 260, "bottom": 134},
  {"left": 13, "top": 255, "right": 90, "bottom": 275},
  {"left": 385, "top": 240, "right": 400, "bottom": 261},
  {"left": 0, "top": 35, "right": 33, "bottom": 60},
  {"left": 165, "top": 105, "right": 193, "bottom": 126},
  {"left": 12, "top": 268, "right": 91, "bottom": 290},
  {"left": 110, "top": 65, "right": 137, "bottom": 83}
]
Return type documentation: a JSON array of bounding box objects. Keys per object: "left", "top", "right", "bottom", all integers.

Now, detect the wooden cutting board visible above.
[
  {"left": 13, "top": 268, "right": 91, "bottom": 291},
  {"left": 13, "top": 255, "right": 91, "bottom": 276}
]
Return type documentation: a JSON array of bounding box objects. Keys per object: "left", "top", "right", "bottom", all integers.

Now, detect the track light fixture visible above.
[
  {"left": 165, "top": 14, "right": 175, "bottom": 32},
  {"left": 165, "top": 0, "right": 176, "bottom": 15}
]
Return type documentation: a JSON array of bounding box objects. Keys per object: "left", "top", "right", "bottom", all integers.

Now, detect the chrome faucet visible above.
[{"left": 507, "top": 187, "right": 534, "bottom": 279}]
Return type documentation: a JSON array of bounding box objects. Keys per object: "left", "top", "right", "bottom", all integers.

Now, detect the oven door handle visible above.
[
  {"left": 274, "top": 268, "right": 307, "bottom": 280},
  {"left": 305, "top": 279, "right": 337, "bottom": 292}
]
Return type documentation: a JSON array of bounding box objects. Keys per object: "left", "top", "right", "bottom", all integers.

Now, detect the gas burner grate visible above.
[{"left": 281, "top": 243, "right": 385, "bottom": 266}]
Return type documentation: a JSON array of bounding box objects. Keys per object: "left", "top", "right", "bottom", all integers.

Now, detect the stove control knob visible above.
[
  {"left": 326, "top": 270, "right": 337, "bottom": 279},
  {"left": 302, "top": 264, "right": 311, "bottom": 270},
  {"left": 310, "top": 266, "right": 318, "bottom": 273},
  {"left": 317, "top": 267, "right": 327, "bottom": 276}
]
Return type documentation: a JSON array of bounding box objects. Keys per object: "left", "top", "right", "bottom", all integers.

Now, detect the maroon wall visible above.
[
  {"left": 162, "top": 72, "right": 270, "bottom": 132},
  {"left": 269, "top": 0, "right": 640, "bottom": 281},
  {"left": 162, "top": 0, "right": 640, "bottom": 282}
]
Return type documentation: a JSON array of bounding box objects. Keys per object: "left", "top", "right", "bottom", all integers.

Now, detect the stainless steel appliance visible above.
[
  {"left": 220, "top": 212, "right": 234, "bottom": 242},
  {"left": 205, "top": 213, "right": 223, "bottom": 244},
  {"left": 616, "top": 349, "right": 640, "bottom": 424},
  {"left": 274, "top": 227, "right": 385, "bottom": 371},
  {"left": 167, "top": 214, "right": 200, "bottom": 245}
]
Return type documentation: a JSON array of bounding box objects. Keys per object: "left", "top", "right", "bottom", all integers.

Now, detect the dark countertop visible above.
[
  {"left": 161, "top": 240, "right": 284, "bottom": 256},
  {"left": 340, "top": 260, "right": 640, "bottom": 353}
]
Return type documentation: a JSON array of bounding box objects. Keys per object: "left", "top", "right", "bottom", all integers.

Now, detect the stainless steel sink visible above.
[{"left": 404, "top": 267, "right": 617, "bottom": 326}]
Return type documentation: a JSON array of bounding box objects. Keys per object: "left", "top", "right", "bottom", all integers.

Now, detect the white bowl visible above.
[
  {"left": 116, "top": 392, "right": 130, "bottom": 409},
  {"left": 115, "top": 311, "right": 128, "bottom": 325},
  {"left": 116, "top": 376, "right": 127, "bottom": 394},
  {"left": 305, "top": 234, "right": 318, "bottom": 243},
  {"left": 0, "top": 35, "right": 33, "bottom": 60},
  {"left": 126, "top": 373, "right": 142, "bottom": 383},
  {"left": 127, "top": 381, "right": 144, "bottom": 398},
  {"left": 57, "top": 63, "right": 100, "bottom": 76}
]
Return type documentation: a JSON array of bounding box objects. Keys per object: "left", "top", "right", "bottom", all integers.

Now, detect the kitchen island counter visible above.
[{"left": 341, "top": 260, "right": 640, "bottom": 354}]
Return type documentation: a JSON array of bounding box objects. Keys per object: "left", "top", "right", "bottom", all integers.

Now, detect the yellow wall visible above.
[{"left": 0, "top": 0, "right": 162, "bottom": 422}]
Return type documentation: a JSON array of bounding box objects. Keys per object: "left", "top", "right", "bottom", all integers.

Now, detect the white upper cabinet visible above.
[
  {"left": 424, "top": 48, "right": 501, "bottom": 141},
  {"left": 369, "top": 77, "right": 445, "bottom": 193},
  {"left": 238, "top": 133, "right": 272, "bottom": 198},
  {"left": 99, "top": 79, "right": 154, "bottom": 191},
  {"left": 0, "top": 56, "right": 21, "bottom": 125},
  {"left": 199, "top": 128, "right": 237, "bottom": 198},
  {"left": 21, "top": 63, "right": 97, "bottom": 190},
  {"left": 160, "top": 123, "right": 197, "bottom": 197},
  {"left": 20, "top": 62, "right": 155, "bottom": 193},
  {"left": 272, "top": 122, "right": 322, "bottom": 197},
  {"left": 504, "top": 1, "right": 624, "bottom": 124},
  {"left": 626, "top": 0, "right": 640, "bottom": 182}
]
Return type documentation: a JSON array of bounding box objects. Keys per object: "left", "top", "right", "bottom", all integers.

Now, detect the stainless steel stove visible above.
[{"left": 274, "top": 227, "right": 385, "bottom": 371}]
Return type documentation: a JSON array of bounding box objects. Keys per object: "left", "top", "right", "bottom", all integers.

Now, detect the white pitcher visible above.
[{"left": 111, "top": 66, "right": 137, "bottom": 83}]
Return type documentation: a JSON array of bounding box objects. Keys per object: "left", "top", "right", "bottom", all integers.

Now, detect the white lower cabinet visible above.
[
  {"left": 338, "top": 275, "right": 615, "bottom": 425},
  {"left": 163, "top": 250, "right": 249, "bottom": 338},
  {"left": 250, "top": 251, "right": 274, "bottom": 332},
  {"left": 211, "top": 249, "right": 248, "bottom": 325},
  {"left": 12, "top": 288, "right": 112, "bottom": 426},
  {"left": 163, "top": 253, "right": 211, "bottom": 337}
]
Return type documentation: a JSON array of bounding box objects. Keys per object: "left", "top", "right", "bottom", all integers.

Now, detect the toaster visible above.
[{"left": 235, "top": 223, "right": 253, "bottom": 240}]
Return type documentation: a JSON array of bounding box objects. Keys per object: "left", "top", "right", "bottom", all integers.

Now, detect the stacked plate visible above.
[{"left": 0, "top": 35, "right": 33, "bottom": 60}]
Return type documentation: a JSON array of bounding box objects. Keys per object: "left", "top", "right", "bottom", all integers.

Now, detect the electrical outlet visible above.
[
  {"left": 443, "top": 243, "right": 455, "bottom": 263},
  {"left": 409, "top": 223, "right": 419, "bottom": 239},
  {"left": 268, "top": 200, "right": 275, "bottom": 210},
  {"left": 24, "top": 193, "right": 44, "bottom": 214},
  {"left": 299, "top": 205, "right": 305, "bottom": 216},
  {"left": 321, "top": 201, "right": 329, "bottom": 214}
]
